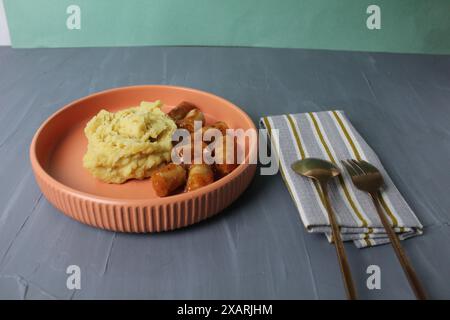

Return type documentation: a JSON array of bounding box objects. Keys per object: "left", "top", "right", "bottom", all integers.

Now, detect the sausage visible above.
[
  {"left": 184, "top": 139, "right": 208, "bottom": 163},
  {"left": 176, "top": 109, "right": 205, "bottom": 133},
  {"left": 151, "top": 163, "right": 186, "bottom": 197},
  {"left": 201, "top": 121, "right": 229, "bottom": 137},
  {"left": 168, "top": 101, "right": 198, "bottom": 121},
  {"left": 214, "top": 135, "right": 238, "bottom": 177},
  {"left": 185, "top": 164, "right": 215, "bottom": 192},
  {"left": 176, "top": 135, "right": 208, "bottom": 165}
]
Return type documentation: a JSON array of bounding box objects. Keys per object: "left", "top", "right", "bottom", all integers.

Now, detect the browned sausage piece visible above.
[
  {"left": 177, "top": 140, "right": 208, "bottom": 165},
  {"left": 151, "top": 163, "right": 186, "bottom": 197},
  {"left": 168, "top": 101, "right": 198, "bottom": 121},
  {"left": 176, "top": 109, "right": 205, "bottom": 133},
  {"left": 214, "top": 135, "right": 238, "bottom": 177},
  {"left": 185, "top": 164, "right": 215, "bottom": 192},
  {"left": 201, "top": 121, "right": 229, "bottom": 137}
]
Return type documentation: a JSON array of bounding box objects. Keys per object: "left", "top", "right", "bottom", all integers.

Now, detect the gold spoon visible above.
[{"left": 292, "top": 158, "right": 358, "bottom": 300}]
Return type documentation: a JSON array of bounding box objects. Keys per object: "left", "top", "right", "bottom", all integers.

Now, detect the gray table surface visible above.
[{"left": 0, "top": 46, "right": 449, "bottom": 300}]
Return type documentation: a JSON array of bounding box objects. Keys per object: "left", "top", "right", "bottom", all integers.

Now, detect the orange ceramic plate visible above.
[{"left": 30, "top": 85, "right": 257, "bottom": 232}]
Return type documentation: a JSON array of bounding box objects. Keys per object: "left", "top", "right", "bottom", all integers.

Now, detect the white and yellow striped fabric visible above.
[{"left": 260, "top": 110, "right": 423, "bottom": 248}]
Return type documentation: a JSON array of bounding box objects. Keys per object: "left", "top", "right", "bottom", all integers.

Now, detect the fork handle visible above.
[
  {"left": 320, "top": 181, "right": 358, "bottom": 300},
  {"left": 370, "top": 192, "right": 427, "bottom": 300}
]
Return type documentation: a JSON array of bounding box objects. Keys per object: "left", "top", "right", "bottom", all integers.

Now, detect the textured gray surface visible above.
[{"left": 0, "top": 46, "right": 449, "bottom": 300}]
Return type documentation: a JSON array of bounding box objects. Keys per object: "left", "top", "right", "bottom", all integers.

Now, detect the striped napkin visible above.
[{"left": 260, "top": 110, "right": 423, "bottom": 248}]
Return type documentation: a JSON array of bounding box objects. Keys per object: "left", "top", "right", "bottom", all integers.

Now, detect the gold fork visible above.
[{"left": 341, "top": 159, "right": 427, "bottom": 300}]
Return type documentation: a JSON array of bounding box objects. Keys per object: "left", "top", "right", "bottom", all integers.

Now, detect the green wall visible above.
[{"left": 4, "top": 0, "right": 450, "bottom": 54}]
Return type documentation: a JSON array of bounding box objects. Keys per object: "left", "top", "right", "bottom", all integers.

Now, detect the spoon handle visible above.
[{"left": 320, "top": 181, "right": 358, "bottom": 300}]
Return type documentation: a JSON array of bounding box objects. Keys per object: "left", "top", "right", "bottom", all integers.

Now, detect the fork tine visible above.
[
  {"left": 349, "top": 159, "right": 365, "bottom": 175},
  {"left": 356, "top": 159, "right": 378, "bottom": 174},
  {"left": 341, "top": 160, "right": 358, "bottom": 176}
]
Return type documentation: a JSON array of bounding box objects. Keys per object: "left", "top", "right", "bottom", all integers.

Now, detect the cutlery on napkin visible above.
[{"left": 260, "top": 110, "right": 423, "bottom": 248}]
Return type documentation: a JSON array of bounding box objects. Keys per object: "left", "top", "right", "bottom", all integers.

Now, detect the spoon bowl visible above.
[{"left": 291, "top": 158, "right": 340, "bottom": 182}]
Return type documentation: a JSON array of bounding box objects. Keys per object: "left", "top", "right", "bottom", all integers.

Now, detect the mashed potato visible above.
[{"left": 83, "top": 101, "right": 176, "bottom": 184}]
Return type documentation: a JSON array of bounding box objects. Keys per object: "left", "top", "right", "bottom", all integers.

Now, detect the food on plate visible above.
[
  {"left": 185, "top": 164, "right": 215, "bottom": 192},
  {"left": 153, "top": 103, "right": 237, "bottom": 196},
  {"left": 176, "top": 108, "right": 205, "bottom": 133},
  {"left": 150, "top": 163, "right": 187, "bottom": 197},
  {"left": 82, "top": 101, "right": 177, "bottom": 184},
  {"left": 214, "top": 135, "right": 239, "bottom": 177},
  {"left": 83, "top": 98, "right": 238, "bottom": 196},
  {"left": 168, "top": 101, "right": 197, "bottom": 121}
]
